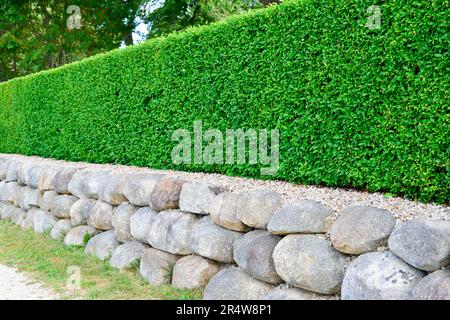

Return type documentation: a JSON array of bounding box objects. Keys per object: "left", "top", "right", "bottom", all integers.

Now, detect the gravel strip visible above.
[
  {"left": 0, "top": 265, "right": 58, "bottom": 300},
  {"left": 1, "top": 153, "right": 448, "bottom": 222}
]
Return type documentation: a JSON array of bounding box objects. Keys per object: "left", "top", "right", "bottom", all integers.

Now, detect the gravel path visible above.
[
  {"left": 1, "top": 153, "right": 449, "bottom": 222},
  {"left": 0, "top": 265, "right": 58, "bottom": 300}
]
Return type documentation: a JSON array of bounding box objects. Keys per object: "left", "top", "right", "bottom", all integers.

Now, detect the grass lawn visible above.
[{"left": 0, "top": 220, "right": 202, "bottom": 300}]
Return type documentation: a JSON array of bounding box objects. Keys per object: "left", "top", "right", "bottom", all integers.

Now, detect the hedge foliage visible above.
[{"left": 0, "top": 0, "right": 448, "bottom": 203}]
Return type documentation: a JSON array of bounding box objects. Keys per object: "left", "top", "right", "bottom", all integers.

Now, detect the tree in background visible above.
[
  {"left": 0, "top": 0, "right": 280, "bottom": 81},
  {"left": 141, "top": 0, "right": 280, "bottom": 38},
  {"left": 0, "top": 0, "right": 142, "bottom": 81}
]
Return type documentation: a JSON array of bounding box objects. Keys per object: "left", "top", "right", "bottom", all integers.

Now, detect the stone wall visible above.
[{"left": 0, "top": 155, "right": 449, "bottom": 300}]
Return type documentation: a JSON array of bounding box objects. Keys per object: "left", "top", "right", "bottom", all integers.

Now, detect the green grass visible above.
[{"left": 0, "top": 220, "right": 202, "bottom": 300}]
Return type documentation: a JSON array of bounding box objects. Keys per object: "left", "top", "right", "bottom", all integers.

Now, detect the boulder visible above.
[
  {"left": 410, "top": 270, "right": 450, "bottom": 300},
  {"left": 33, "top": 209, "right": 58, "bottom": 234},
  {"left": 149, "top": 177, "right": 186, "bottom": 211},
  {"left": 24, "top": 165, "right": 45, "bottom": 189},
  {"left": 98, "top": 174, "right": 128, "bottom": 205},
  {"left": 17, "top": 162, "right": 33, "bottom": 185},
  {"left": 12, "top": 208, "right": 26, "bottom": 226},
  {"left": 172, "top": 255, "right": 221, "bottom": 289},
  {"left": 0, "top": 158, "right": 7, "bottom": 180},
  {"left": 233, "top": 230, "right": 282, "bottom": 284},
  {"left": 18, "top": 187, "right": 42, "bottom": 210},
  {"left": 50, "top": 219, "right": 73, "bottom": 240},
  {"left": 1, "top": 205, "right": 16, "bottom": 220},
  {"left": 21, "top": 210, "right": 35, "bottom": 230},
  {"left": 148, "top": 210, "right": 198, "bottom": 255},
  {"left": 53, "top": 168, "right": 81, "bottom": 194},
  {"left": 68, "top": 171, "right": 111, "bottom": 199},
  {"left": 87, "top": 201, "right": 114, "bottom": 230},
  {"left": 330, "top": 206, "right": 395, "bottom": 254},
  {"left": 69, "top": 198, "right": 95, "bottom": 226},
  {"left": 129, "top": 207, "right": 157, "bottom": 243},
  {"left": 268, "top": 199, "right": 334, "bottom": 235},
  {"left": 64, "top": 226, "right": 98, "bottom": 246},
  {"left": 238, "top": 189, "right": 281, "bottom": 229},
  {"left": 273, "top": 234, "right": 347, "bottom": 294},
  {"left": 81, "top": 171, "right": 112, "bottom": 199},
  {"left": 5, "top": 160, "right": 20, "bottom": 182},
  {"left": 388, "top": 218, "right": 450, "bottom": 271},
  {"left": 179, "top": 182, "right": 225, "bottom": 215},
  {"left": 50, "top": 195, "right": 78, "bottom": 218},
  {"left": 40, "top": 190, "right": 58, "bottom": 211},
  {"left": 209, "top": 192, "right": 250, "bottom": 232},
  {"left": 36, "top": 166, "right": 60, "bottom": 191},
  {"left": 110, "top": 241, "right": 146, "bottom": 270},
  {"left": 85, "top": 230, "right": 119, "bottom": 260},
  {"left": 341, "top": 251, "right": 425, "bottom": 300},
  {"left": 204, "top": 267, "right": 273, "bottom": 300},
  {"left": 190, "top": 217, "right": 243, "bottom": 263},
  {"left": 123, "top": 173, "right": 164, "bottom": 207},
  {"left": 139, "top": 248, "right": 180, "bottom": 285},
  {"left": 0, "top": 182, "right": 19, "bottom": 203},
  {"left": 112, "top": 204, "right": 139, "bottom": 243},
  {"left": 67, "top": 170, "right": 89, "bottom": 198}
]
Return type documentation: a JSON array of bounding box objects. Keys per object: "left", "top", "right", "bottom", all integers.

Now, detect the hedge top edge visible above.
[{"left": 0, "top": 0, "right": 448, "bottom": 204}]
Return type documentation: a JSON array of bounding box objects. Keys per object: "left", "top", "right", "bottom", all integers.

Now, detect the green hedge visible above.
[{"left": 0, "top": 0, "right": 448, "bottom": 203}]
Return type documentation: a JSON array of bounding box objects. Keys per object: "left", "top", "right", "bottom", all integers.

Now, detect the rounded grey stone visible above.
[
  {"left": 190, "top": 217, "right": 243, "bottom": 263},
  {"left": 139, "top": 248, "right": 180, "bottom": 285},
  {"left": 341, "top": 251, "right": 425, "bottom": 300},
  {"left": 129, "top": 207, "right": 157, "bottom": 243},
  {"left": 33, "top": 209, "right": 58, "bottom": 234},
  {"left": 203, "top": 267, "right": 273, "bottom": 300},
  {"left": 238, "top": 189, "right": 281, "bottom": 229},
  {"left": 273, "top": 234, "right": 347, "bottom": 294},
  {"left": 5, "top": 160, "right": 20, "bottom": 182},
  {"left": 21, "top": 210, "right": 35, "bottom": 230},
  {"left": 69, "top": 198, "right": 95, "bottom": 227},
  {"left": 268, "top": 200, "right": 334, "bottom": 235},
  {"left": 1, "top": 205, "right": 17, "bottom": 220},
  {"left": 40, "top": 190, "right": 58, "bottom": 211},
  {"left": 179, "top": 182, "right": 225, "bottom": 215},
  {"left": 98, "top": 174, "right": 128, "bottom": 205},
  {"left": 53, "top": 168, "right": 81, "bottom": 194},
  {"left": 410, "top": 270, "right": 450, "bottom": 300},
  {"left": 64, "top": 226, "right": 98, "bottom": 246},
  {"left": 18, "top": 187, "right": 42, "bottom": 210},
  {"left": 50, "top": 219, "right": 73, "bottom": 240},
  {"left": 148, "top": 210, "right": 198, "bottom": 255},
  {"left": 87, "top": 201, "right": 114, "bottom": 230},
  {"left": 12, "top": 207, "right": 27, "bottom": 226},
  {"left": 388, "top": 218, "right": 450, "bottom": 271},
  {"left": 50, "top": 195, "right": 78, "bottom": 218},
  {"left": 85, "top": 230, "right": 119, "bottom": 260},
  {"left": 330, "top": 206, "right": 395, "bottom": 254},
  {"left": 110, "top": 241, "right": 146, "bottom": 270},
  {"left": 112, "top": 204, "right": 139, "bottom": 243},
  {"left": 233, "top": 230, "right": 282, "bottom": 284},
  {"left": 172, "top": 255, "right": 221, "bottom": 289},
  {"left": 123, "top": 173, "right": 163, "bottom": 207},
  {"left": 210, "top": 192, "right": 250, "bottom": 232}
]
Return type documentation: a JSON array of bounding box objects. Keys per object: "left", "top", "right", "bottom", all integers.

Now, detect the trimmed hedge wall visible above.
[{"left": 0, "top": 0, "right": 448, "bottom": 203}]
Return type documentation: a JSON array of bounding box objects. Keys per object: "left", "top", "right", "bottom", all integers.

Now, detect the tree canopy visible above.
[{"left": 0, "top": 0, "right": 279, "bottom": 81}]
